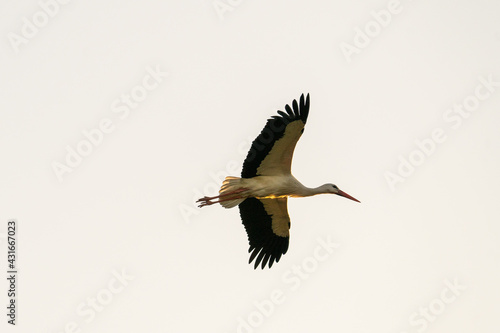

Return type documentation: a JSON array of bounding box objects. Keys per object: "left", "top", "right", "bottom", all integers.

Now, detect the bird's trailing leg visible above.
[{"left": 197, "top": 188, "right": 247, "bottom": 208}]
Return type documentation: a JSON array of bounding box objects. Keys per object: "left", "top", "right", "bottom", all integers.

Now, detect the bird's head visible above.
[{"left": 325, "top": 183, "right": 360, "bottom": 203}]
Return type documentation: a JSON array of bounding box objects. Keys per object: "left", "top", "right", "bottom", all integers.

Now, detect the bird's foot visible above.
[{"left": 197, "top": 196, "right": 215, "bottom": 208}]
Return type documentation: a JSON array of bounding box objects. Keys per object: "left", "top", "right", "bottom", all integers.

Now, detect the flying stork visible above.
[{"left": 197, "top": 94, "right": 360, "bottom": 269}]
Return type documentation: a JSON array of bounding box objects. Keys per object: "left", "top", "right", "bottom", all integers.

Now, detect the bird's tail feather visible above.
[{"left": 219, "top": 176, "right": 246, "bottom": 209}]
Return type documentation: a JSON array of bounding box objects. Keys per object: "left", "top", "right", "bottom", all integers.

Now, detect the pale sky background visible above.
[{"left": 1, "top": 0, "right": 500, "bottom": 332}]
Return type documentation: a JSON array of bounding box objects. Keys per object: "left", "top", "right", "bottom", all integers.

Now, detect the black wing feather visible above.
[
  {"left": 238, "top": 198, "right": 289, "bottom": 269},
  {"left": 241, "top": 93, "right": 310, "bottom": 178},
  {"left": 292, "top": 99, "right": 299, "bottom": 115},
  {"left": 277, "top": 111, "right": 288, "bottom": 118}
]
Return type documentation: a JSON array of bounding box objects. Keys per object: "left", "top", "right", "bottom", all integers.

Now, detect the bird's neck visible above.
[{"left": 297, "top": 184, "right": 329, "bottom": 197}]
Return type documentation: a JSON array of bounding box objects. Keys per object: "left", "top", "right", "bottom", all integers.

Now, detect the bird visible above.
[{"left": 197, "top": 93, "right": 360, "bottom": 269}]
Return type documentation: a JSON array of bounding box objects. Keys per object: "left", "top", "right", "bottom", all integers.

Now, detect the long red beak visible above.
[{"left": 338, "top": 190, "right": 360, "bottom": 203}]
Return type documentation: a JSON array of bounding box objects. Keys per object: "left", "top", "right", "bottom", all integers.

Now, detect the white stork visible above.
[{"left": 197, "top": 94, "right": 360, "bottom": 269}]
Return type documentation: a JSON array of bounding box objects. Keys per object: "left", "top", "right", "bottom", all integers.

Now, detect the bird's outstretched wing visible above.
[
  {"left": 241, "top": 93, "right": 310, "bottom": 178},
  {"left": 238, "top": 197, "right": 290, "bottom": 269}
]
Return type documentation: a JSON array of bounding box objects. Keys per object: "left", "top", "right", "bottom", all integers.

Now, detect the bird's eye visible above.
[{"left": 332, "top": 185, "right": 338, "bottom": 189}]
